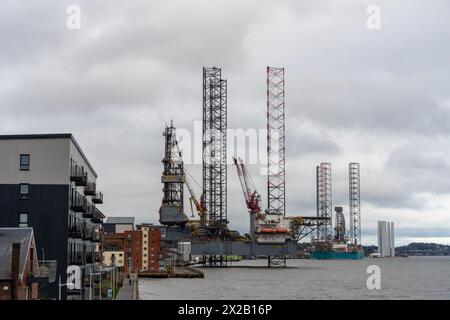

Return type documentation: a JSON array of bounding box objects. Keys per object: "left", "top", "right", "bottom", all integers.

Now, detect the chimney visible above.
[{"left": 11, "top": 243, "right": 21, "bottom": 300}]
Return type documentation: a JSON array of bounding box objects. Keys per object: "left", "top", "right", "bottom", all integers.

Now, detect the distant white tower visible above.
[{"left": 377, "top": 221, "right": 395, "bottom": 257}]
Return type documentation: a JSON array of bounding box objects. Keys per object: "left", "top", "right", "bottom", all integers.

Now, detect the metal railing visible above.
[
  {"left": 69, "top": 226, "right": 82, "bottom": 238},
  {"left": 92, "top": 191, "right": 103, "bottom": 204},
  {"left": 71, "top": 190, "right": 87, "bottom": 212},
  {"left": 70, "top": 163, "right": 88, "bottom": 185},
  {"left": 37, "top": 260, "right": 57, "bottom": 283},
  {"left": 85, "top": 182, "right": 96, "bottom": 195},
  {"left": 83, "top": 204, "right": 96, "bottom": 218}
]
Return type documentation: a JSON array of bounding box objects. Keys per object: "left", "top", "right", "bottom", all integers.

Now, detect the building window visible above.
[
  {"left": 20, "top": 154, "right": 30, "bottom": 171},
  {"left": 19, "top": 184, "right": 30, "bottom": 199},
  {"left": 19, "top": 213, "right": 28, "bottom": 228}
]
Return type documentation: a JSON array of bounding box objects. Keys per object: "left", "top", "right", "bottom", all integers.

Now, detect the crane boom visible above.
[
  {"left": 233, "top": 157, "right": 261, "bottom": 213},
  {"left": 173, "top": 139, "right": 206, "bottom": 225},
  {"left": 185, "top": 171, "right": 206, "bottom": 225}
]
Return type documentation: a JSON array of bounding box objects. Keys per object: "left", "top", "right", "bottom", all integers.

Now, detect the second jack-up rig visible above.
[{"left": 159, "top": 67, "right": 329, "bottom": 267}]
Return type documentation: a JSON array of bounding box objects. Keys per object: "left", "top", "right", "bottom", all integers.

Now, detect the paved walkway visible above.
[{"left": 116, "top": 278, "right": 138, "bottom": 300}]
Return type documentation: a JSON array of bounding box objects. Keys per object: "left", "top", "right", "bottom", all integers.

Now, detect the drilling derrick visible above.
[
  {"left": 349, "top": 162, "right": 361, "bottom": 246},
  {"left": 202, "top": 67, "right": 228, "bottom": 235},
  {"left": 267, "top": 67, "right": 286, "bottom": 216},
  {"left": 159, "top": 121, "right": 187, "bottom": 226},
  {"left": 334, "top": 206, "right": 346, "bottom": 243},
  {"left": 317, "top": 162, "right": 332, "bottom": 241}
]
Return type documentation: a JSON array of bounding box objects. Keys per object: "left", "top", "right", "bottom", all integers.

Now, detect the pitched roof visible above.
[
  {"left": 0, "top": 228, "right": 34, "bottom": 280},
  {"left": 105, "top": 217, "right": 135, "bottom": 225}
]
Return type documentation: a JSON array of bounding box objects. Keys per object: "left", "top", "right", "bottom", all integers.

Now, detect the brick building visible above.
[
  {"left": 103, "top": 221, "right": 167, "bottom": 274},
  {"left": 137, "top": 224, "right": 165, "bottom": 272},
  {"left": 0, "top": 228, "right": 39, "bottom": 300},
  {"left": 103, "top": 230, "right": 142, "bottom": 274}
]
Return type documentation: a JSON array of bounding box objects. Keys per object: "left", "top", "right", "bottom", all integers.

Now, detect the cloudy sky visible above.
[{"left": 1, "top": 0, "right": 450, "bottom": 245}]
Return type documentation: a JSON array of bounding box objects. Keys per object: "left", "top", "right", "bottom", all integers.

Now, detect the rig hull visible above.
[{"left": 310, "top": 251, "right": 364, "bottom": 260}]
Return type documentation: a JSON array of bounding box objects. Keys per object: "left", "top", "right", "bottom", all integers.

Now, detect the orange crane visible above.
[
  {"left": 185, "top": 170, "right": 206, "bottom": 226},
  {"left": 173, "top": 139, "right": 206, "bottom": 225}
]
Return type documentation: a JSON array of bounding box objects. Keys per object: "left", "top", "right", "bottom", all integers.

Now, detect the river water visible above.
[{"left": 139, "top": 257, "right": 450, "bottom": 300}]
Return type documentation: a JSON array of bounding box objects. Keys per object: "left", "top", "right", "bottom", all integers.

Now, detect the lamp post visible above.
[
  {"left": 89, "top": 272, "right": 102, "bottom": 300},
  {"left": 58, "top": 275, "right": 74, "bottom": 300}
]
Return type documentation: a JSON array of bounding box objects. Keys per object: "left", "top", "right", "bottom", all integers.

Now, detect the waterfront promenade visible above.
[{"left": 116, "top": 274, "right": 139, "bottom": 300}]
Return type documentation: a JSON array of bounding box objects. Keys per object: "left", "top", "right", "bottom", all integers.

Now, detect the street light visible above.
[{"left": 89, "top": 272, "right": 102, "bottom": 300}]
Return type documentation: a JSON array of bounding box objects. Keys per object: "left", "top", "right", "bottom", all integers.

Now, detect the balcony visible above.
[
  {"left": 84, "top": 229, "right": 94, "bottom": 241},
  {"left": 84, "top": 182, "right": 96, "bottom": 196},
  {"left": 93, "top": 231, "right": 101, "bottom": 242},
  {"left": 70, "top": 164, "right": 87, "bottom": 186},
  {"left": 83, "top": 203, "right": 95, "bottom": 218},
  {"left": 35, "top": 260, "right": 57, "bottom": 283},
  {"left": 70, "top": 192, "right": 87, "bottom": 212},
  {"left": 69, "top": 226, "right": 82, "bottom": 239},
  {"left": 69, "top": 254, "right": 84, "bottom": 266},
  {"left": 91, "top": 208, "right": 105, "bottom": 224},
  {"left": 92, "top": 191, "right": 103, "bottom": 204}
]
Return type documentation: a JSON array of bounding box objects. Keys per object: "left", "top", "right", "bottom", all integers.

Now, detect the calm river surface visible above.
[{"left": 139, "top": 257, "right": 450, "bottom": 299}]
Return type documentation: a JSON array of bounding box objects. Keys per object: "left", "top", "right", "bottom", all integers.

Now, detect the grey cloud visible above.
[{"left": 1, "top": 1, "right": 450, "bottom": 244}]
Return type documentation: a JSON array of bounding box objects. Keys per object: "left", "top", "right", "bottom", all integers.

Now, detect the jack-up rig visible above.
[
  {"left": 159, "top": 67, "right": 329, "bottom": 267},
  {"left": 310, "top": 162, "right": 363, "bottom": 259}
]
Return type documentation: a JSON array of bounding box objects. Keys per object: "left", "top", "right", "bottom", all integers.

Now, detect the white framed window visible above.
[{"left": 19, "top": 213, "right": 28, "bottom": 228}]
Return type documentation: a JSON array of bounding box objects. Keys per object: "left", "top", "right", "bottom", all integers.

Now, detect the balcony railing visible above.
[
  {"left": 70, "top": 191, "right": 87, "bottom": 212},
  {"left": 83, "top": 203, "right": 95, "bottom": 218},
  {"left": 84, "top": 229, "right": 94, "bottom": 241},
  {"left": 36, "top": 260, "right": 57, "bottom": 283},
  {"left": 69, "top": 226, "right": 82, "bottom": 239},
  {"left": 92, "top": 191, "right": 103, "bottom": 204},
  {"left": 70, "top": 163, "right": 87, "bottom": 186},
  {"left": 69, "top": 254, "right": 84, "bottom": 266},
  {"left": 84, "top": 182, "right": 96, "bottom": 196}
]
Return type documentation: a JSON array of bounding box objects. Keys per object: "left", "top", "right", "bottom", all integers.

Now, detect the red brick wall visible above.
[
  {"left": 104, "top": 231, "right": 142, "bottom": 274},
  {"left": 147, "top": 227, "right": 161, "bottom": 271},
  {"left": 0, "top": 280, "right": 13, "bottom": 300},
  {"left": 0, "top": 240, "right": 39, "bottom": 300},
  {"left": 124, "top": 230, "right": 142, "bottom": 273}
]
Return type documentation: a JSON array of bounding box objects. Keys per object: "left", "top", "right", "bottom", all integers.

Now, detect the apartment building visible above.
[
  {"left": 377, "top": 221, "right": 395, "bottom": 257},
  {"left": 103, "top": 216, "right": 135, "bottom": 234},
  {"left": 103, "top": 230, "right": 142, "bottom": 274},
  {"left": 103, "top": 221, "right": 167, "bottom": 273},
  {"left": 0, "top": 134, "right": 105, "bottom": 299},
  {"left": 137, "top": 224, "right": 168, "bottom": 272}
]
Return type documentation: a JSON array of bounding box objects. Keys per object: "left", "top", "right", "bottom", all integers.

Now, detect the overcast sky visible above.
[{"left": 1, "top": 1, "right": 450, "bottom": 245}]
